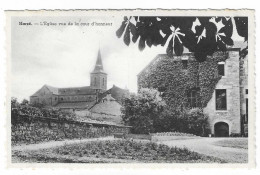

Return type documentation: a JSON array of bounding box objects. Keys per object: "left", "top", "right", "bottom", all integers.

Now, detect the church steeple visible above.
[
  {"left": 92, "top": 49, "right": 105, "bottom": 73},
  {"left": 90, "top": 48, "right": 107, "bottom": 91}
]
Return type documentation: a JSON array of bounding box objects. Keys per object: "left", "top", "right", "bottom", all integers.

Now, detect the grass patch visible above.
[
  {"left": 213, "top": 138, "right": 248, "bottom": 149},
  {"left": 12, "top": 140, "right": 226, "bottom": 163}
]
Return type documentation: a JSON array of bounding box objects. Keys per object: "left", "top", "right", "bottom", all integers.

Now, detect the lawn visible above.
[
  {"left": 12, "top": 139, "right": 226, "bottom": 163},
  {"left": 213, "top": 138, "right": 248, "bottom": 149}
]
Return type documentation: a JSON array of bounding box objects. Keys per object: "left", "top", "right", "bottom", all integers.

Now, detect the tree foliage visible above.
[
  {"left": 11, "top": 100, "right": 78, "bottom": 123},
  {"left": 121, "top": 88, "right": 209, "bottom": 136},
  {"left": 21, "top": 99, "right": 29, "bottom": 105},
  {"left": 121, "top": 88, "right": 165, "bottom": 134},
  {"left": 116, "top": 16, "right": 248, "bottom": 61},
  {"left": 157, "top": 107, "right": 209, "bottom": 136}
]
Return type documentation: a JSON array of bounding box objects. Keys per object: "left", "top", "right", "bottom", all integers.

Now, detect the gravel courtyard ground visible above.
[{"left": 159, "top": 137, "right": 248, "bottom": 163}]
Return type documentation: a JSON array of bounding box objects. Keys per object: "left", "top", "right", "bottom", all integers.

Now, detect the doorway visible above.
[{"left": 214, "top": 122, "right": 229, "bottom": 137}]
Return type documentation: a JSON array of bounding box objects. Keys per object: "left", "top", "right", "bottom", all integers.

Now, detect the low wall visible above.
[
  {"left": 11, "top": 114, "right": 130, "bottom": 145},
  {"left": 125, "top": 134, "right": 152, "bottom": 140},
  {"left": 151, "top": 136, "right": 198, "bottom": 142}
]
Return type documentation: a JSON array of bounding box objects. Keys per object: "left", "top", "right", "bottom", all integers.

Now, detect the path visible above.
[
  {"left": 12, "top": 136, "right": 248, "bottom": 163},
  {"left": 159, "top": 137, "right": 248, "bottom": 163},
  {"left": 12, "top": 136, "right": 115, "bottom": 151}
]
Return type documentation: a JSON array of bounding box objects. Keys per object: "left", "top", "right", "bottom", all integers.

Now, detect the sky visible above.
[{"left": 11, "top": 16, "right": 244, "bottom": 101}]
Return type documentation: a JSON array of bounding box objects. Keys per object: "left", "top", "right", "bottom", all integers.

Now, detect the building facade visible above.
[{"left": 137, "top": 49, "right": 248, "bottom": 136}]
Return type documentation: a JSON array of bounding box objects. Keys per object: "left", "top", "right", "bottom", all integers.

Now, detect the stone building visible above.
[
  {"left": 137, "top": 48, "right": 248, "bottom": 136},
  {"left": 30, "top": 49, "right": 129, "bottom": 112}
]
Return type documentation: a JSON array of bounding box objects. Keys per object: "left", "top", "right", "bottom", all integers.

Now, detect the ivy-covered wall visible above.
[
  {"left": 138, "top": 51, "right": 228, "bottom": 111},
  {"left": 12, "top": 115, "right": 130, "bottom": 145}
]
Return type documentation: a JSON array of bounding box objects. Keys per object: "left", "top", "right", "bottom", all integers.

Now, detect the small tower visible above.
[{"left": 90, "top": 49, "right": 107, "bottom": 91}]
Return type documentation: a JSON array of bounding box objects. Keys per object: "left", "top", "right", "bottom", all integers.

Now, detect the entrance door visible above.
[{"left": 214, "top": 122, "right": 229, "bottom": 137}]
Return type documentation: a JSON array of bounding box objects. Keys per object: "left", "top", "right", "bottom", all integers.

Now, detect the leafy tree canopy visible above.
[
  {"left": 116, "top": 16, "right": 248, "bottom": 62},
  {"left": 21, "top": 99, "right": 29, "bottom": 105},
  {"left": 121, "top": 88, "right": 165, "bottom": 134}
]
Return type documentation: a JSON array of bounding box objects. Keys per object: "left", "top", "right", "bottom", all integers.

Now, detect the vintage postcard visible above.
[{"left": 5, "top": 10, "right": 255, "bottom": 168}]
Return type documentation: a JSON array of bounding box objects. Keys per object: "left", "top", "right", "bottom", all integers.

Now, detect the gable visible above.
[
  {"left": 99, "top": 85, "right": 129, "bottom": 104},
  {"left": 90, "top": 94, "right": 122, "bottom": 116},
  {"left": 31, "top": 85, "right": 53, "bottom": 97}
]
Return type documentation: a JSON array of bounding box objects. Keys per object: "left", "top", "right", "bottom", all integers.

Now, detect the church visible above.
[{"left": 30, "top": 49, "right": 129, "bottom": 114}]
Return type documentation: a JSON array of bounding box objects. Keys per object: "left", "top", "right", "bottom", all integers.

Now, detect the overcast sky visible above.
[{"left": 11, "top": 16, "right": 244, "bottom": 101}]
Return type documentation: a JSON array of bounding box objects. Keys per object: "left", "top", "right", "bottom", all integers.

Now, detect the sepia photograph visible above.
[{"left": 5, "top": 10, "right": 254, "bottom": 166}]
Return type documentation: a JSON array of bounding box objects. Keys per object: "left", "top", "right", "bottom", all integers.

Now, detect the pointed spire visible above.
[{"left": 92, "top": 48, "right": 105, "bottom": 73}]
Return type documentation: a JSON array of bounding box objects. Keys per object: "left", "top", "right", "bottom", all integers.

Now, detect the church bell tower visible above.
[{"left": 90, "top": 49, "right": 107, "bottom": 91}]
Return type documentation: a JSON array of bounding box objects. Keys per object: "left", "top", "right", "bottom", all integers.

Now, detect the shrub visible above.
[
  {"left": 230, "top": 133, "right": 241, "bottom": 137},
  {"left": 121, "top": 89, "right": 209, "bottom": 136},
  {"left": 151, "top": 132, "right": 196, "bottom": 137},
  {"left": 182, "top": 108, "right": 209, "bottom": 136},
  {"left": 121, "top": 88, "right": 165, "bottom": 134},
  {"left": 155, "top": 107, "right": 209, "bottom": 136}
]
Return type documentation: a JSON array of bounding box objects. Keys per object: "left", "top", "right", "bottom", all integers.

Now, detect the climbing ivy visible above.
[{"left": 138, "top": 51, "right": 228, "bottom": 111}]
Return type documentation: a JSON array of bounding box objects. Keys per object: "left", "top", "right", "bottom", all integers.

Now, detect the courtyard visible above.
[
  {"left": 160, "top": 137, "right": 248, "bottom": 163},
  {"left": 12, "top": 136, "right": 248, "bottom": 163}
]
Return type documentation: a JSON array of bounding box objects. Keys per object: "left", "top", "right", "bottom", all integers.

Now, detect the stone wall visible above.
[
  {"left": 240, "top": 55, "right": 248, "bottom": 116},
  {"left": 11, "top": 115, "right": 130, "bottom": 145},
  {"left": 204, "top": 50, "right": 241, "bottom": 135}
]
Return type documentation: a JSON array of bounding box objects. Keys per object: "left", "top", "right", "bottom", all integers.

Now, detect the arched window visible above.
[
  {"left": 103, "top": 78, "right": 105, "bottom": 86},
  {"left": 94, "top": 77, "right": 97, "bottom": 86}
]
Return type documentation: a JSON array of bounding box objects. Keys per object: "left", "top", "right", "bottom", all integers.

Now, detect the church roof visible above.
[
  {"left": 58, "top": 86, "right": 96, "bottom": 95},
  {"left": 31, "top": 85, "right": 97, "bottom": 97},
  {"left": 55, "top": 101, "right": 95, "bottom": 109},
  {"left": 91, "top": 49, "right": 106, "bottom": 74}
]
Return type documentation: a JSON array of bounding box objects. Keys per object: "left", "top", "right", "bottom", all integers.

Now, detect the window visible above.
[
  {"left": 218, "top": 64, "right": 225, "bottom": 76},
  {"left": 216, "top": 89, "right": 227, "bottom": 110},
  {"left": 245, "top": 98, "right": 248, "bottom": 123},
  {"left": 187, "top": 88, "right": 200, "bottom": 108},
  {"left": 94, "top": 77, "right": 96, "bottom": 86},
  {"left": 103, "top": 78, "right": 105, "bottom": 86},
  {"left": 245, "top": 89, "right": 248, "bottom": 94},
  {"left": 182, "top": 60, "right": 188, "bottom": 69}
]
